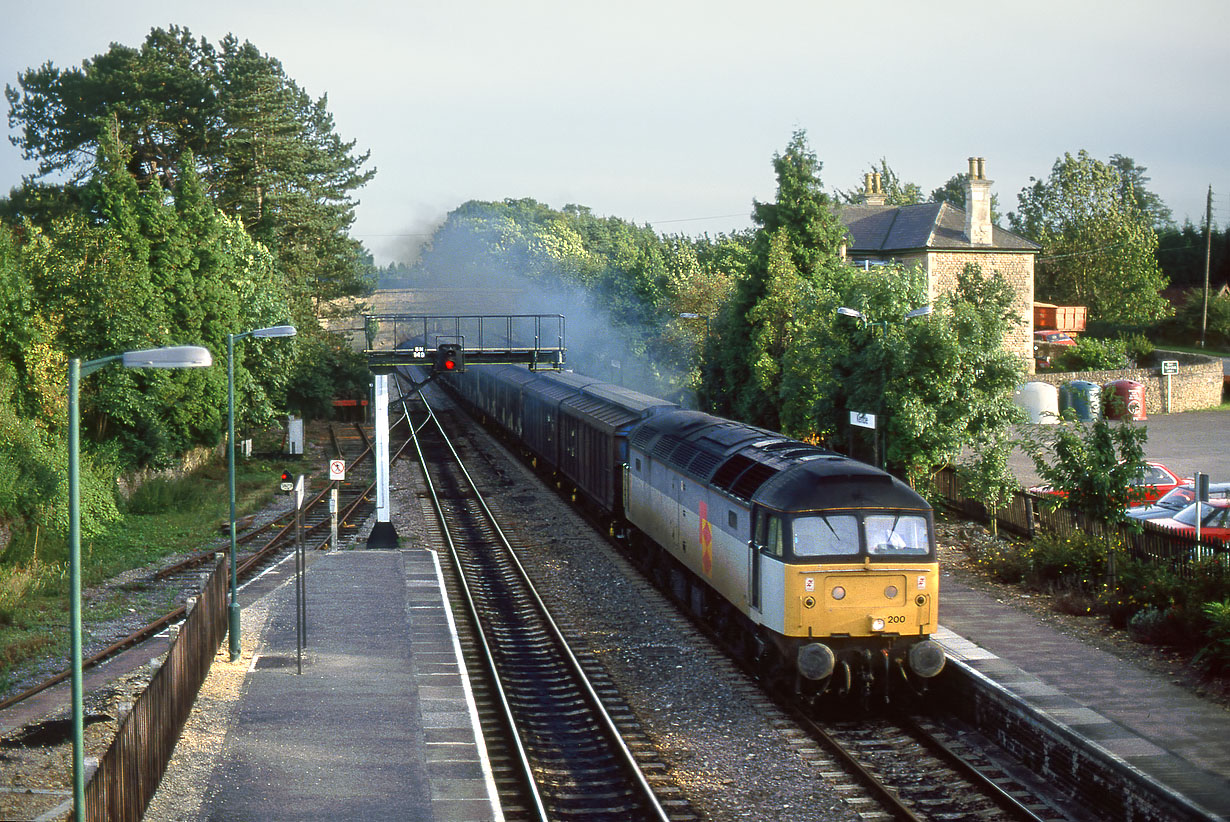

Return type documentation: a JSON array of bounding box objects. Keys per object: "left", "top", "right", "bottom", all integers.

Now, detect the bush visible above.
[
  {"left": 1195, "top": 600, "right": 1230, "bottom": 675},
  {"left": 1118, "top": 332, "right": 1154, "bottom": 366},
  {"left": 970, "top": 538, "right": 1030, "bottom": 584},
  {"left": 1055, "top": 336, "right": 1130, "bottom": 371},
  {"left": 1128, "top": 606, "right": 1189, "bottom": 646},
  {"left": 1021, "top": 531, "right": 1106, "bottom": 590},
  {"left": 124, "top": 475, "right": 202, "bottom": 515},
  {"left": 286, "top": 333, "right": 370, "bottom": 419},
  {"left": 1174, "top": 289, "right": 1230, "bottom": 349}
]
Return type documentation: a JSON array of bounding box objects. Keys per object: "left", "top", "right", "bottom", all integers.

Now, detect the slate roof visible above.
[{"left": 839, "top": 202, "right": 1040, "bottom": 253}]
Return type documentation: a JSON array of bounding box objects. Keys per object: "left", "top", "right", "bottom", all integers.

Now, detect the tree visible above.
[
  {"left": 6, "top": 26, "right": 220, "bottom": 188},
  {"left": 702, "top": 130, "right": 847, "bottom": 428},
  {"left": 211, "top": 35, "right": 376, "bottom": 313},
  {"left": 779, "top": 264, "right": 1025, "bottom": 487},
  {"left": 6, "top": 27, "right": 375, "bottom": 320},
  {"left": 1010, "top": 151, "right": 1170, "bottom": 325},
  {"left": 1018, "top": 415, "right": 1149, "bottom": 526},
  {"left": 1109, "top": 154, "right": 1173, "bottom": 230},
  {"left": 838, "top": 159, "right": 924, "bottom": 205}
]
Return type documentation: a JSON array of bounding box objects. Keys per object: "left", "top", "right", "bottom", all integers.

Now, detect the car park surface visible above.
[{"left": 1008, "top": 407, "right": 1230, "bottom": 495}]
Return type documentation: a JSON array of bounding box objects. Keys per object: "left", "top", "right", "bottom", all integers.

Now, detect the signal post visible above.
[{"left": 362, "top": 315, "right": 567, "bottom": 550}]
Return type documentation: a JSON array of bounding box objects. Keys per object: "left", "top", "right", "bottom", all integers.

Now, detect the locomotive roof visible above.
[
  {"left": 755, "top": 460, "right": 930, "bottom": 512},
  {"left": 630, "top": 409, "right": 929, "bottom": 511}
]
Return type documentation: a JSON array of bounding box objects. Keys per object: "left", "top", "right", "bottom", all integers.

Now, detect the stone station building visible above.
[{"left": 838, "top": 157, "right": 1041, "bottom": 370}]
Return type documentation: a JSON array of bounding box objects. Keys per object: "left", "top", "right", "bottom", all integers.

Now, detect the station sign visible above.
[{"left": 850, "top": 411, "right": 877, "bottom": 430}]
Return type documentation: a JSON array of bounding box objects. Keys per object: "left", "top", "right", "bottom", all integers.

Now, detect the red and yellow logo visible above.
[{"left": 698, "top": 501, "right": 713, "bottom": 577}]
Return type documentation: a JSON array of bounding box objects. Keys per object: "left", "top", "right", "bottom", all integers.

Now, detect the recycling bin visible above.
[
  {"left": 1014, "top": 381, "right": 1059, "bottom": 424},
  {"left": 1060, "top": 379, "right": 1102, "bottom": 421},
  {"left": 1103, "top": 379, "right": 1146, "bottom": 421}
]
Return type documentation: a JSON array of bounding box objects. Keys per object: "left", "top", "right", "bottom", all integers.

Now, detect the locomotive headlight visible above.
[
  {"left": 831, "top": 586, "right": 846, "bottom": 600},
  {"left": 884, "top": 585, "right": 899, "bottom": 599},
  {"left": 870, "top": 617, "right": 886, "bottom": 632}
]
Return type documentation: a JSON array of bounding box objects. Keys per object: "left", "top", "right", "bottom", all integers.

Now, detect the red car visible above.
[
  {"left": 1034, "top": 330, "right": 1076, "bottom": 345},
  {"left": 1149, "top": 500, "right": 1230, "bottom": 541},
  {"left": 1029, "top": 461, "right": 1187, "bottom": 504}
]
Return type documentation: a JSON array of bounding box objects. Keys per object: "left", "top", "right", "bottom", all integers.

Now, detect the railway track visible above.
[
  {"left": 0, "top": 422, "right": 378, "bottom": 715},
  {"left": 423, "top": 374, "right": 1096, "bottom": 822},
  {"left": 399, "top": 378, "right": 688, "bottom": 821}
]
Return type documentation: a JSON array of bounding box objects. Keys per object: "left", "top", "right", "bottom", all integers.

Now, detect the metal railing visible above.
[{"left": 84, "top": 555, "right": 228, "bottom": 820}]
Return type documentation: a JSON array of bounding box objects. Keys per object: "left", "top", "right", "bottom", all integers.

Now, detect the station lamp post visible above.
[
  {"left": 227, "top": 325, "right": 296, "bottom": 662},
  {"left": 69, "top": 345, "right": 212, "bottom": 821},
  {"left": 836, "top": 305, "right": 932, "bottom": 468}
]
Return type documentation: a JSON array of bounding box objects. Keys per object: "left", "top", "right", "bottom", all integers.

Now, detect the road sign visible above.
[
  {"left": 329, "top": 459, "right": 346, "bottom": 481},
  {"left": 1161, "top": 360, "right": 1179, "bottom": 375},
  {"left": 850, "top": 411, "right": 877, "bottom": 430}
]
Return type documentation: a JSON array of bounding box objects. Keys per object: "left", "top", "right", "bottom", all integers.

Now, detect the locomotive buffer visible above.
[{"left": 362, "top": 313, "right": 566, "bottom": 548}]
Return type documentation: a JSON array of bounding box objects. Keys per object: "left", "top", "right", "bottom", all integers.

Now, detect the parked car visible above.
[
  {"left": 1127, "top": 481, "right": 1230, "bottom": 520},
  {"left": 1149, "top": 500, "right": 1230, "bottom": 541},
  {"left": 1034, "top": 330, "right": 1076, "bottom": 346},
  {"left": 1029, "top": 461, "right": 1188, "bottom": 504}
]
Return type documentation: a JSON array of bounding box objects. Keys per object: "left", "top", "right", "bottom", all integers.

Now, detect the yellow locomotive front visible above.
[{"left": 751, "top": 487, "right": 945, "bottom": 700}]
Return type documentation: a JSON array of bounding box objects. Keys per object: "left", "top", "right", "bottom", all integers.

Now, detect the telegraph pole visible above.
[{"left": 1202, "top": 185, "right": 1213, "bottom": 348}]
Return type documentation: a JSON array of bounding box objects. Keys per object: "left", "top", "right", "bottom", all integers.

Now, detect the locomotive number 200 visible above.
[{"left": 886, "top": 615, "right": 906, "bottom": 624}]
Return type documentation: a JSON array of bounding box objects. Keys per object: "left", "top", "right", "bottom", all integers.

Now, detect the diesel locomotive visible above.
[{"left": 440, "top": 364, "right": 945, "bottom": 702}]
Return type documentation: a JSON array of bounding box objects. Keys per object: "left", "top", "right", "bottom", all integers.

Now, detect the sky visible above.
[{"left": 3, "top": 0, "right": 1229, "bottom": 266}]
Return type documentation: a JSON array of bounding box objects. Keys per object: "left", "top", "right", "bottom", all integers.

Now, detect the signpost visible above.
[
  {"left": 293, "top": 474, "right": 306, "bottom": 673},
  {"left": 1162, "top": 360, "right": 1179, "bottom": 413},
  {"left": 328, "top": 460, "right": 344, "bottom": 551},
  {"left": 850, "top": 410, "right": 879, "bottom": 467},
  {"left": 849, "top": 411, "right": 877, "bottom": 429}
]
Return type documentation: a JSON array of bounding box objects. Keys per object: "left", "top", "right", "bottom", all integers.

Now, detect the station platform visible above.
[
  {"left": 936, "top": 576, "right": 1230, "bottom": 821},
  {"left": 177, "top": 548, "right": 500, "bottom": 822}
]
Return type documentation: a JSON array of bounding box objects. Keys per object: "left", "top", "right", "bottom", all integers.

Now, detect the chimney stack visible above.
[
  {"left": 863, "top": 171, "right": 886, "bottom": 206},
  {"left": 963, "top": 156, "right": 993, "bottom": 245}
]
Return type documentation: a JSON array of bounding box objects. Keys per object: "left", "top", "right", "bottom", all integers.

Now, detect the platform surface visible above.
[
  {"left": 937, "top": 576, "right": 1230, "bottom": 821},
  {"left": 196, "top": 548, "right": 499, "bottom": 822}
]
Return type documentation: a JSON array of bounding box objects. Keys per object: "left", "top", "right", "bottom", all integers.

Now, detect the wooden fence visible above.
[
  {"left": 931, "top": 466, "right": 1228, "bottom": 576},
  {"left": 84, "top": 555, "right": 228, "bottom": 821}
]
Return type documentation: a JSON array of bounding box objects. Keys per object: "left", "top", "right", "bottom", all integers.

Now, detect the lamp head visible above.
[
  {"left": 252, "top": 324, "right": 297, "bottom": 338},
  {"left": 836, "top": 307, "right": 864, "bottom": 320},
  {"left": 122, "top": 346, "right": 213, "bottom": 369},
  {"left": 905, "top": 305, "right": 933, "bottom": 319}
]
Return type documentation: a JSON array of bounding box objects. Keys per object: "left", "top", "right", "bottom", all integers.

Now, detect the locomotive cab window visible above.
[
  {"left": 793, "top": 514, "right": 859, "bottom": 557},
  {"left": 786, "top": 512, "right": 932, "bottom": 560},
  {"left": 753, "top": 510, "right": 785, "bottom": 557},
  {"left": 765, "top": 515, "right": 784, "bottom": 558},
  {"left": 865, "top": 514, "right": 929, "bottom": 556}
]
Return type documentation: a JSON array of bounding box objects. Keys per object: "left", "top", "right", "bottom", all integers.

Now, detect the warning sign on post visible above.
[{"left": 329, "top": 459, "right": 346, "bottom": 481}]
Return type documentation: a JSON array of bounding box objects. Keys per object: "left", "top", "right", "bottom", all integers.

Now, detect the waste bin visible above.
[
  {"left": 1060, "top": 379, "right": 1102, "bottom": 421},
  {"left": 1103, "top": 379, "right": 1146, "bottom": 421},
  {"left": 1014, "top": 381, "right": 1059, "bottom": 424}
]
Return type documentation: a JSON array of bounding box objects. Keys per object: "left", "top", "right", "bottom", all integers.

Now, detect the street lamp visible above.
[
  {"left": 835, "top": 305, "right": 932, "bottom": 468},
  {"left": 69, "top": 345, "right": 212, "bottom": 821},
  {"left": 227, "top": 325, "right": 296, "bottom": 662},
  {"left": 678, "top": 312, "right": 711, "bottom": 336}
]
